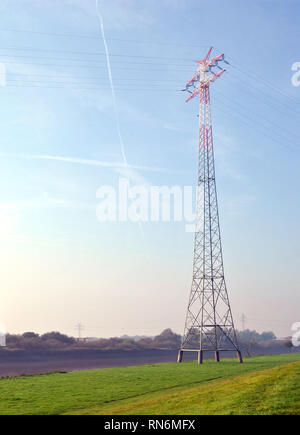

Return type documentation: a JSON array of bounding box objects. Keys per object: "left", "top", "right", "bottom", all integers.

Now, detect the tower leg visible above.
[
  {"left": 177, "top": 350, "right": 183, "bottom": 363},
  {"left": 237, "top": 351, "right": 243, "bottom": 364},
  {"left": 215, "top": 351, "right": 220, "bottom": 362},
  {"left": 198, "top": 351, "right": 203, "bottom": 365}
]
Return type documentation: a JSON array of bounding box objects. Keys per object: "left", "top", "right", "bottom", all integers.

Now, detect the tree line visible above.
[{"left": 0, "top": 328, "right": 293, "bottom": 353}]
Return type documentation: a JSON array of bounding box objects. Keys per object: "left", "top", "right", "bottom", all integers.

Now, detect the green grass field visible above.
[{"left": 0, "top": 354, "right": 299, "bottom": 415}]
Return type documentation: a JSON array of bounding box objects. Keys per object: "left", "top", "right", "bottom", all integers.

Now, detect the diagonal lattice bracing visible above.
[{"left": 178, "top": 48, "right": 242, "bottom": 364}]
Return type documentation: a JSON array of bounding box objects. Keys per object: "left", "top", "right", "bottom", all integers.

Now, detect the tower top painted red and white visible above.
[{"left": 184, "top": 47, "right": 228, "bottom": 102}]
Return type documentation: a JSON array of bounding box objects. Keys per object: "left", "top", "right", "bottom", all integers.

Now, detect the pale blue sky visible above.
[{"left": 0, "top": 0, "right": 299, "bottom": 338}]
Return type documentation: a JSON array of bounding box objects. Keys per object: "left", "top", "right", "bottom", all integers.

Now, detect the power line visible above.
[
  {"left": 212, "top": 46, "right": 300, "bottom": 108},
  {"left": 5, "top": 78, "right": 182, "bottom": 86},
  {"left": 0, "top": 38, "right": 297, "bottom": 106},
  {"left": 0, "top": 54, "right": 193, "bottom": 67},
  {"left": 222, "top": 52, "right": 300, "bottom": 107},
  {"left": 0, "top": 46, "right": 193, "bottom": 62},
  {"left": 1, "top": 84, "right": 300, "bottom": 155},
  {"left": 0, "top": 28, "right": 211, "bottom": 48},
  {"left": 214, "top": 89, "right": 300, "bottom": 146},
  {"left": 214, "top": 94, "right": 300, "bottom": 155},
  {"left": 2, "top": 84, "right": 299, "bottom": 155},
  {"left": 0, "top": 60, "right": 191, "bottom": 71},
  {"left": 241, "top": 314, "right": 247, "bottom": 331},
  {"left": 0, "top": 48, "right": 299, "bottom": 154},
  {"left": 228, "top": 70, "right": 300, "bottom": 116},
  {"left": 2, "top": 83, "right": 179, "bottom": 91},
  {"left": 6, "top": 73, "right": 184, "bottom": 82}
]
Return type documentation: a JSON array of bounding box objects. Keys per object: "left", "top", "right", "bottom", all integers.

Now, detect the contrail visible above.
[
  {"left": 95, "top": 0, "right": 127, "bottom": 166},
  {"left": 95, "top": 0, "right": 147, "bottom": 238},
  {"left": 0, "top": 153, "right": 167, "bottom": 173}
]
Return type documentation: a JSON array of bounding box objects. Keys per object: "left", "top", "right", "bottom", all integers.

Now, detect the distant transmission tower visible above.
[
  {"left": 178, "top": 48, "right": 242, "bottom": 365},
  {"left": 75, "top": 323, "right": 84, "bottom": 341},
  {"left": 241, "top": 313, "right": 247, "bottom": 331}
]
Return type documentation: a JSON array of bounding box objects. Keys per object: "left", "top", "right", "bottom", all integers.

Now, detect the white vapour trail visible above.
[
  {"left": 0, "top": 153, "right": 167, "bottom": 173},
  {"left": 95, "top": 0, "right": 127, "bottom": 166},
  {"left": 95, "top": 0, "right": 146, "bottom": 238}
]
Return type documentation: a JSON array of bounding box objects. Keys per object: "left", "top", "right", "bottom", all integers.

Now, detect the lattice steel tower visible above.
[{"left": 178, "top": 48, "right": 242, "bottom": 364}]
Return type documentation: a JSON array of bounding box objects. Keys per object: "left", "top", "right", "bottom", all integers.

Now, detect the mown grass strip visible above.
[{"left": 74, "top": 361, "right": 300, "bottom": 415}]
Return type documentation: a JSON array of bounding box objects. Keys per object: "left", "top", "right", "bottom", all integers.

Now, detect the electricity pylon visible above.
[
  {"left": 241, "top": 313, "right": 247, "bottom": 331},
  {"left": 75, "top": 323, "right": 84, "bottom": 341},
  {"left": 178, "top": 48, "right": 242, "bottom": 364}
]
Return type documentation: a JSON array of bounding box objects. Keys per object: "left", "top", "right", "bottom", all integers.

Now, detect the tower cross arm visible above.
[
  {"left": 206, "top": 53, "right": 225, "bottom": 68},
  {"left": 186, "top": 72, "right": 201, "bottom": 88},
  {"left": 185, "top": 69, "right": 226, "bottom": 103},
  {"left": 185, "top": 87, "right": 201, "bottom": 103},
  {"left": 209, "top": 68, "right": 226, "bottom": 83}
]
